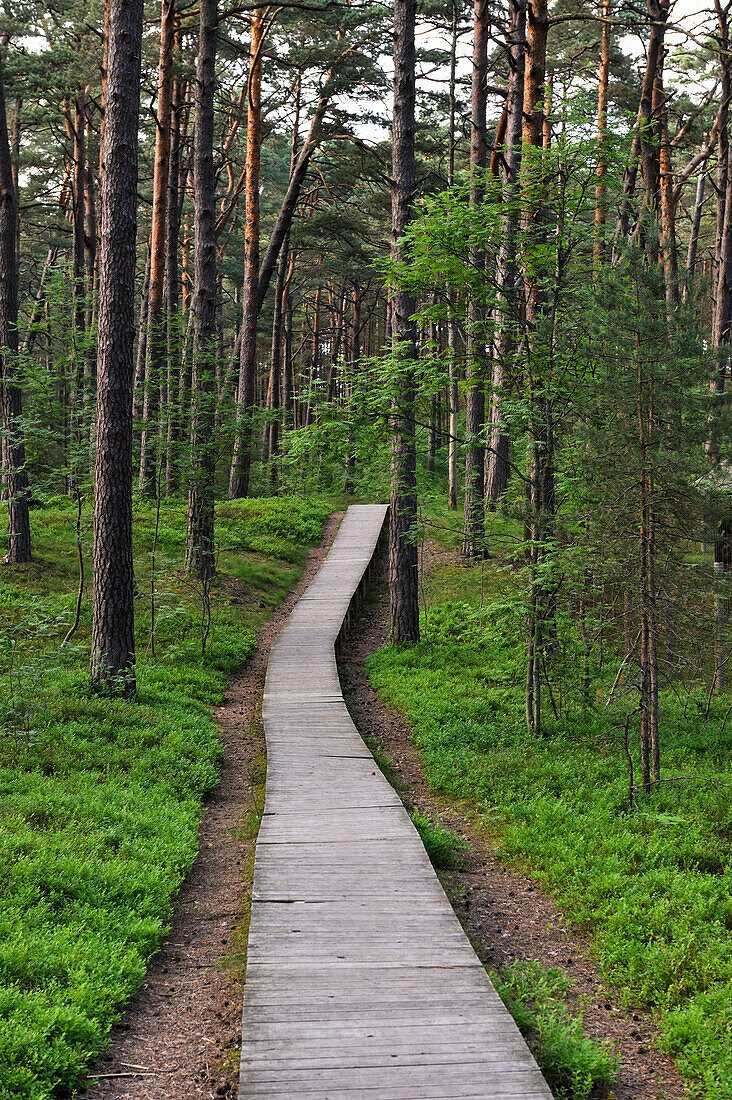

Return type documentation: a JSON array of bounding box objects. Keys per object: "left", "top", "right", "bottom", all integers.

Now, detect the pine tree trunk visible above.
[
  {"left": 140, "top": 0, "right": 176, "bottom": 499},
  {"left": 229, "top": 6, "right": 265, "bottom": 499},
  {"left": 71, "top": 93, "right": 87, "bottom": 343},
  {"left": 447, "top": 297, "right": 459, "bottom": 510},
  {"left": 0, "top": 55, "right": 31, "bottom": 563},
  {"left": 267, "top": 235, "right": 288, "bottom": 491},
  {"left": 327, "top": 280, "right": 345, "bottom": 402},
  {"left": 682, "top": 163, "right": 706, "bottom": 305},
  {"left": 463, "top": 0, "right": 489, "bottom": 558},
  {"left": 655, "top": 69, "right": 679, "bottom": 308},
  {"left": 522, "top": 0, "right": 553, "bottom": 736},
  {"left": 710, "top": 0, "right": 732, "bottom": 461},
  {"left": 593, "top": 0, "right": 611, "bottom": 268},
  {"left": 446, "top": 9, "right": 459, "bottom": 512},
  {"left": 10, "top": 94, "right": 20, "bottom": 265},
  {"left": 637, "top": 352, "right": 660, "bottom": 789},
  {"left": 186, "top": 0, "right": 218, "bottom": 580},
  {"left": 638, "top": 0, "right": 669, "bottom": 232},
  {"left": 283, "top": 288, "right": 293, "bottom": 426},
  {"left": 165, "top": 43, "right": 184, "bottom": 496},
  {"left": 90, "top": 0, "right": 144, "bottom": 691},
  {"left": 85, "top": 111, "right": 98, "bottom": 291},
  {"left": 133, "top": 244, "right": 151, "bottom": 423},
  {"left": 485, "top": 0, "right": 526, "bottom": 507},
  {"left": 389, "top": 0, "right": 420, "bottom": 644},
  {"left": 344, "top": 281, "right": 360, "bottom": 494}
]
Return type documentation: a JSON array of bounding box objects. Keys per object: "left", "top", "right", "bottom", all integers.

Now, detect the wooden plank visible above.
[{"left": 239, "top": 505, "right": 551, "bottom": 1100}]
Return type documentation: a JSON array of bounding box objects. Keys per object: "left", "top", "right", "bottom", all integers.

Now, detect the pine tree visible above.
[{"left": 90, "top": 0, "right": 144, "bottom": 692}]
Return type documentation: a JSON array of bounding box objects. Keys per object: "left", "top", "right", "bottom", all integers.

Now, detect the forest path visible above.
[{"left": 239, "top": 503, "right": 551, "bottom": 1100}]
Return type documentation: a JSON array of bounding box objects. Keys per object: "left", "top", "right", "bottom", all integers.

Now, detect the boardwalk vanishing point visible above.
[{"left": 239, "top": 504, "right": 553, "bottom": 1100}]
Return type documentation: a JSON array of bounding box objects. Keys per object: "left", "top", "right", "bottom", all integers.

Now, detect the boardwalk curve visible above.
[{"left": 239, "top": 504, "right": 552, "bottom": 1100}]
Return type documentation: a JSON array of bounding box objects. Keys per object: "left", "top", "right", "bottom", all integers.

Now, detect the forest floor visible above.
[
  {"left": 84, "top": 512, "right": 344, "bottom": 1100},
  {"left": 338, "top": 544, "right": 688, "bottom": 1100}
]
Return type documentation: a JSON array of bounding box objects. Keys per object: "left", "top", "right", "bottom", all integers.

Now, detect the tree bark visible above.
[
  {"left": 522, "top": 0, "right": 552, "bottom": 738},
  {"left": 637, "top": 0, "right": 670, "bottom": 234},
  {"left": 139, "top": 0, "right": 176, "bottom": 498},
  {"left": 463, "top": 0, "right": 489, "bottom": 558},
  {"left": 682, "top": 163, "right": 706, "bottom": 305},
  {"left": 186, "top": 0, "right": 218, "bottom": 581},
  {"left": 709, "top": 0, "right": 732, "bottom": 460},
  {"left": 593, "top": 0, "right": 611, "bottom": 269},
  {"left": 266, "top": 233, "right": 288, "bottom": 491},
  {"left": 0, "top": 54, "right": 31, "bottom": 563},
  {"left": 165, "top": 40, "right": 184, "bottom": 495},
  {"left": 90, "top": 0, "right": 144, "bottom": 691},
  {"left": 344, "top": 280, "right": 360, "bottom": 495},
  {"left": 229, "top": 6, "right": 265, "bottom": 499},
  {"left": 655, "top": 67, "right": 679, "bottom": 307},
  {"left": 389, "top": 0, "right": 420, "bottom": 644},
  {"left": 133, "top": 243, "right": 151, "bottom": 423},
  {"left": 447, "top": 2, "right": 459, "bottom": 511},
  {"left": 485, "top": 0, "right": 526, "bottom": 507}
]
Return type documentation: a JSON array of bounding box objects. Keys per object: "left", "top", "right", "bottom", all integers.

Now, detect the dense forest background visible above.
[
  {"left": 3, "top": 0, "right": 732, "bottom": 764},
  {"left": 4, "top": 0, "right": 732, "bottom": 1094}
]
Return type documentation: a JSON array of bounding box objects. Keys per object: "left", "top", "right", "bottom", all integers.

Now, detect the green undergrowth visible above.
[
  {"left": 492, "top": 962, "right": 619, "bottom": 1100},
  {"left": 367, "top": 514, "right": 732, "bottom": 1099},
  {"left": 409, "top": 809, "right": 470, "bottom": 869},
  {"left": 0, "top": 495, "right": 331, "bottom": 1100}
]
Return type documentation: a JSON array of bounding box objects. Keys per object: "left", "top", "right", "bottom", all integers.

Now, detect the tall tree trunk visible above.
[
  {"left": 637, "top": 344, "right": 660, "bottom": 790},
  {"left": 463, "top": 0, "right": 489, "bottom": 557},
  {"left": 710, "top": 0, "right": 732, "bottom": 461},
  {"left": 327, "top": 280, "right": 345, "bottom": 402},
  {"left": 165, "top": 40, "right": 184, "bottom": 495},
  {"left": 638, "top": 0, "right": 669, "bottom": 235},
  {"left": 10, "top": 94, "right": 20, "bottom": 265},
  {"left": 229, "top": 6, "right": 265, "bottom": 499},
  {"left": 186, "top": 0, "right": 217, "bottom": 580},
  {"left": 522, "top": 0, "right": 552, "bottom": 737},
  {"left": 682, "top": 163, "right": 706, "bottom": 305},
  {"left": 67, "top": 91, "right": 89, "bottom": 442},
  {"left": 613, "top": 0, "right": 668, "bottom": 253},
  {"left": 344, "top": 280, "right": 360, "bottom": 495},
  {"left": 0, "top": 55, "right": 31, "bottom": 563},
  {"left": 90, "top": 0, "right": 144, "bottom": 691},
  {"left": 594, "top": 0, "right": 611, "bottom": 268},
  {"left": 655, "top": 67, "right": 679, "bottom": 307},
  {"left": 71, "top": 92, "right": 87, "bottom": 342},
  {"left": 389, "top": 0, "right": 420, "bottom": 644},
  {"left": 447, "top": 1, "right": 459, "bottom": 511},
  {"left": 266, "top": 233, "right": 288, "bottom": 491},
  {"left": 485, "top": 0, "right": 526, "bottom": 507},
  {"left": 283, "top": 284, "right": 293, "bottom": 426},
  {"left": 140, "top": 0, "right": 176, "bottom": 498},
  {"left": 255, "top": 71, "right": 337, "bottom": 314},
  {"left": 133, "top": 243, "right": 151, "bottom": 423}
]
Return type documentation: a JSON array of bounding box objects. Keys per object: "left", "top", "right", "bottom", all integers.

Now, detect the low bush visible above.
[{"left": 492, "top": 961, "right": 619, "bottom": 1100}]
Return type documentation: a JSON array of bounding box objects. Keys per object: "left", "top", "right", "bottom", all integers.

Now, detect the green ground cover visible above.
[
  {"left": 367, "top": 502, "right": 732, "bottom": 1099},
  {"left": 0, "top": 496, "right": 331, "bottom": 1100}
]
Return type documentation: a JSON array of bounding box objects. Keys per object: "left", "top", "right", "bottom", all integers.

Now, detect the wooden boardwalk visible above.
[{"left": 239, "top": 505, "right": 552, "bottom": 1100}]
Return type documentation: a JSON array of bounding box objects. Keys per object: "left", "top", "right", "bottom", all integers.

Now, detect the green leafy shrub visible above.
[
  {"left": 410, "top": 809, "right": 470, "bottom": 869},
  {"left": 493, "top": 962, "right": 619, "bottom": 1100}
]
